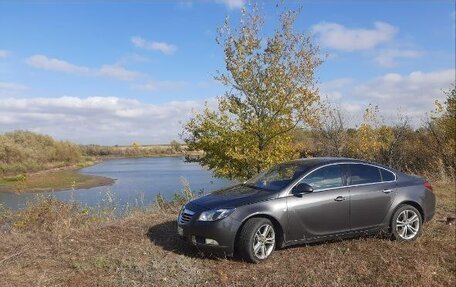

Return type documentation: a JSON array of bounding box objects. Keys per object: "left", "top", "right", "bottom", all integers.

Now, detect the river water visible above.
[{"left": 0, "top": 157, "right": 232, "bottom": 212}]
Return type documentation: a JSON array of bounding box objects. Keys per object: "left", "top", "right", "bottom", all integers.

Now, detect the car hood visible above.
[{"left": 188, "top": 184, "right": 278, "bottom": 210}]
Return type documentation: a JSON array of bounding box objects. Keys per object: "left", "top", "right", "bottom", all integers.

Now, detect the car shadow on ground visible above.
[
  {"left": 146, "top": 220, "right": 234, "bottom": 261},
  {"left": 146, "top": 220, "right": 393, "bottom": 262}
]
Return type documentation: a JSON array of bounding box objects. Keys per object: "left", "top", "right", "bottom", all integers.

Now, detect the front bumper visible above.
[{"left": 177, "top": 206, "right": 241, "bottom": 256}]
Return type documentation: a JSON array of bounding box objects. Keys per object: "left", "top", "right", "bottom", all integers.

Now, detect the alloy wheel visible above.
[
  {"left": 252, "top": 224, "right": 275, "bottom": 259},
  {"left": 396, "top": 209, "right": 420, "bottom": 240}
]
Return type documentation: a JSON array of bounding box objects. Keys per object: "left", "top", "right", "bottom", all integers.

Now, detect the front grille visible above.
[{"left": 179, "top": 208, "right": 195, "bottom": 224}]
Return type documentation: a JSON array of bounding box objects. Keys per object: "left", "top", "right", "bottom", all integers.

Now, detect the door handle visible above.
[
  {"left": 334, "top": 196, "right": 346, "bottom": 202},
  {"left": 383, "top": 189, "right": 393, "bottom": 194}
]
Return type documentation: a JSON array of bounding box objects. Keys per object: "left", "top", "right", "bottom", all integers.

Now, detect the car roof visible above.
[
  {"left": 288, "top": 156, "right": 363, "bottom": 164},
  {"left": 284, "top": 157, "right": 398, "bottom": 173},
  {"left": 285, "top": 157, "right": 373, "bottom": 168}
]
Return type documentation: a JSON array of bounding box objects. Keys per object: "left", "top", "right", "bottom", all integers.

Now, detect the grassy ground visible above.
[
  {"left": 0, "top": 181, "right": 454, "bottom": 287},
  {"left": 0, "top": 168, "right": 114, "bottom": 193}
]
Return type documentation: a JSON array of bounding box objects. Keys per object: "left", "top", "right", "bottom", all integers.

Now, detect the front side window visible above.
[
  {"left": 348, "top": 164, "right": 381, "bottom": 185},
  {"left": 300, "top": 165, "right": 345, "bottom": 190}
]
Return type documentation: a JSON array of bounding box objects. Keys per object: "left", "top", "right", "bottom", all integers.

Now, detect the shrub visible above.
[{"left": 0, "top": 131, "right": 83, "bottom": 176}]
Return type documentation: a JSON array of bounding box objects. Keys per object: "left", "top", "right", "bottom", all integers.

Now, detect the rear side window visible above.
[
  {"left": 301, "top": 165, "right": 344, "bottom": 190},
  {"left": 380, "top": 169, "right": 395, "bottom": 181},
  {"left": 348, "top": 164, "right": 381, "bottom": 185}
]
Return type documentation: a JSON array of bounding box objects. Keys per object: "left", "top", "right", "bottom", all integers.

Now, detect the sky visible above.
[{"left": 0, "top": 0, "right": 455, "bottom": 145}]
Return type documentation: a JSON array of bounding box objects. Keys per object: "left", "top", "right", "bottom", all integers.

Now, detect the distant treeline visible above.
[{"left": 80, "top": 141, "right": 184, "bottom": 157}]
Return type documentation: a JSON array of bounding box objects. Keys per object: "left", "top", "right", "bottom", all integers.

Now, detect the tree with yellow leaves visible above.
[
  {"left": 131, "top": 142, "right": 140, "bottom": 151},
  {"left": 344, "top": 104, "right": 394, "bottom": 162},
  {"left": 427, "top": 86, "right": 456, "bottom": 175},
  {"left": 183, "top": 5, "right": 322, "bottom": 180}
]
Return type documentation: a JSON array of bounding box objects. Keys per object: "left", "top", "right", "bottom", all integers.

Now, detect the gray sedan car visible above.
[{"left": 177, "top": 157, "right": 436, "bottom": 263}]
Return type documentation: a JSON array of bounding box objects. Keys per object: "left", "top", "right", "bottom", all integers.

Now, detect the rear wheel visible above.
[
  {"left": 237, "top": 218, "right": 276, "bottom": 263},
  {"left": 391, "top": 205, "right": 422, "bottom": 241}
]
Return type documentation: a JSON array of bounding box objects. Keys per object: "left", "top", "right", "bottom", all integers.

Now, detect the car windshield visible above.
[{"left": 244, "top": 162, "right": 307, "bottom": 191}]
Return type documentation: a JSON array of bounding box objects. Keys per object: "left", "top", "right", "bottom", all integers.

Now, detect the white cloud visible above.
[
  {"left": 312, "top": 21, "right": 398, "bottom": 51},
  {"left": 99, "top": 65, "right": 144, "bottom": 81},
  {"left": 353, "top": 69, "right": 454, "bottom": 101},
  {"left": 131, "top": 36, "right": 177, "bottom": 55},
  {"left": 0, "top": 96, "right": 206, "bottom": 144},
  {"left": 133, "top": 80, "right": 187, "bottom": 92},
  {"left": 26, "top": 55, "right": 91, "bottom": 75},
  {"left": 322, "top": 69, "right": 455, "bottom": 125},
  {"left": 0, "top": 49, "right": 10, "bottom": 59},
  {"left": 214, "top": 0, "right": 245, "bottom": 9},
  {"left": 25, "top": 55, "right": 144, "bottom": 81},
  {"left": 374, "top": 49, "right": 422, "bottom": 67},
  {"left": 0, "top": 82, "right": 28, "bottom": 97},
  {"left": 115, "top": 53, "right": 151, "bottom": 65},
  {"left": 320, "top": 78, "right": 353, "bottom": 100}
]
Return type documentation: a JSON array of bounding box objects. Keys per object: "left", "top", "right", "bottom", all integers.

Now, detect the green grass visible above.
[{"left": 1, "top": 174, "right": 27, "bottom": 182}]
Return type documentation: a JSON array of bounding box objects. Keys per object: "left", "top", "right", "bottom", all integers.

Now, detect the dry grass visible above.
[{"left": 0, "top": 181, "right": 454, "bottom": 287}]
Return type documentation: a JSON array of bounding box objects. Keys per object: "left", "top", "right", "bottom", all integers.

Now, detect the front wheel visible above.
[
  {"left": 237, "top": 218, "right": 276, "bottom": 263},
  {"left": 391, "top": 205, "right": 422, "bottom": 241}
]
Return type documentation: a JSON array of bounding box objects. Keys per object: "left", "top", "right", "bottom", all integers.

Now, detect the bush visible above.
[{"left": 0, "top": 131, "right": 83, "bottom": 176}]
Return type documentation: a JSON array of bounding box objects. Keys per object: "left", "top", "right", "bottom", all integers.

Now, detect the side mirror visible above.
[{"left": 292, "top": 183, "right": 314, "bottom": 195}]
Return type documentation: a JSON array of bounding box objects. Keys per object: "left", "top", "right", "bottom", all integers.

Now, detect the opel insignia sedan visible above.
[{"left": 177, "top": 157, "right": 436, "bottom": 263}]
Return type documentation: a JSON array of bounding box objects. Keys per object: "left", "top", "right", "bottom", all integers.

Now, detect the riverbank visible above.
[
  {"left": 0, "top": 166, "right": 115, "bottom": 193},
  {"left": 0, "top": 154, "right": 198, "bottom": 193},
  {"left": 0, "top": 180, "right": 454, "bottom": 286},
  {"left": 0, "top": 131, "right": 206, "bottom": 193}
]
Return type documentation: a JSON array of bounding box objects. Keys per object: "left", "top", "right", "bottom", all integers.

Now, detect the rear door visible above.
[{"left": 348, "top": 164, "right": 397, "bottom": 230}]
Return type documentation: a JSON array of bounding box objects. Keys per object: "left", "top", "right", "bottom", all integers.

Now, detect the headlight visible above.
[{"left": 198, "top": 208, "right": 235, "bottom": 221}]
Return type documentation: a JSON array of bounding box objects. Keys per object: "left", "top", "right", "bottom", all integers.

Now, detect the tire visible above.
[
  {"left": 391, "top": 204, "right": 423, "bottom": 241},
  {"left": 237, "top": 218, "right": 276, "bottom": 263}
]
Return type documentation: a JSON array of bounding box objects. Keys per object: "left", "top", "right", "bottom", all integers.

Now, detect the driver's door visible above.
[{"left": 285, "top": 164, "right": 350, "bottom": 242}]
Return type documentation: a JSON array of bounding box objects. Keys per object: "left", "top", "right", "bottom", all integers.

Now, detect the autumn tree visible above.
[
  {"left": 314, "top": 99, "right": 348, "bottom": 156},
  {"left": 183, "top": 6, "right": 322, "bottom": 180},
  {"left": 427, "top": 86, "right": 456, "bottom": 175},
  {"left": 131, "top": 142, "right": 140, "bottom": 150},
  {"left": 170, "top": 140, "right": 181, "bottom": 152},
  {"left": 355, "top": 105, "right": 381, "bottom": 160},
  {"left": 343, "top": 104, "right": 392, "bottom": 162}
]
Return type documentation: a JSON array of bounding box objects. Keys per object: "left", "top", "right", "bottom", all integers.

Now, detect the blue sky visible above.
[{"left": 0, "top": 0, "right": 455, "bottom": 144}]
